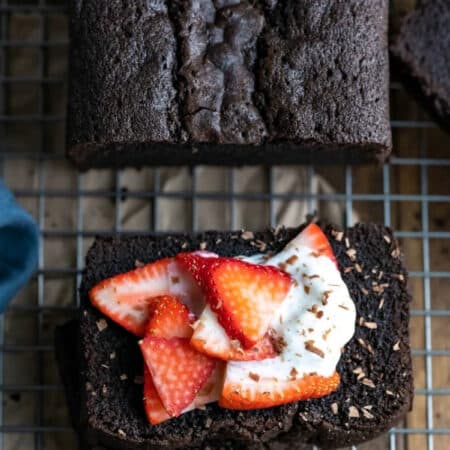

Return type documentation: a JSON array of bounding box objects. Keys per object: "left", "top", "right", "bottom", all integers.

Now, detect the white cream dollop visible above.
[{"left": 226, "top": 233, "right": 356, "bottom": 382}]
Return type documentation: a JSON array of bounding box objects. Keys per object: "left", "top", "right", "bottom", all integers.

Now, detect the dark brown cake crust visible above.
[
  {"left": 390, "top": 0, "right": 450, "bottom": 133},
  {"left": 67, "top": 1, "right": 392, "bottom": 169},
  {"left": 56, "top": 223, "right": 412, "bottom": 449}
]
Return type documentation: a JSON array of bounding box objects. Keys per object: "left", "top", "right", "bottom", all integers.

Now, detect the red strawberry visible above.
[
  {"left": 89, "top": 258, "right": 172, "bottom": 336},
  {"left": 145, "top": 295, "right": 195, "bottom": 339},
  {"left": 199, "top": 258, "right": 292, "bottom": 349},
  {"left": 291, "top": 223, "right": 337, "bottom": 267},
  {"left": 220, "top": 370, "right": 340, "bottom": 410},
  {"left": 191, "top": 305, "right": 277, "bottom": 361},
  {"left": 143, "top": 364, "right": 171, "bottom": 425},
  {"left": 140, "top": 336, "right": 216, "bottom": 417},
  {"left": 176, "top": 251, "right": 218, "bottom": 287}
]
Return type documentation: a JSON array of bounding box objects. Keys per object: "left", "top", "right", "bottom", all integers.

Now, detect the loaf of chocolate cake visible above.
[
  {"left": 56, "top": 223, "right": 412, "bottom": 449},
  {"left": 67, "top": 1, "right": 392, "bottom": 169},
  {"left": 391, "top": 0, "right": 450, "bottom": 133}
]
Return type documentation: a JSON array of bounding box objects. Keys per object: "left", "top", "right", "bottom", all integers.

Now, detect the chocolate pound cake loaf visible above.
[
  {"left": 67, "top": 1, "right": 392, "bottom": 169},
  {"left": 56, "top": 223, "right": 413, "bottom": 449},
  {"left": 391, "top": 0, "right": 450, "bottom": 133}
]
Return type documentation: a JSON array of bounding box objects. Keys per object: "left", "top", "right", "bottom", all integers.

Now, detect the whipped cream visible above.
[{"left": 225, "top": 232, "right": 356, "bottom": 382}]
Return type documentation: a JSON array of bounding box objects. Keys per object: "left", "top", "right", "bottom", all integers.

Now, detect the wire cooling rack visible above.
[{"left": 0, "top": 1, "right": 449, "bottom": 450}]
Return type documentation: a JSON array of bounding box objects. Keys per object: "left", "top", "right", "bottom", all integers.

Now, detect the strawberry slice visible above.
[
  {"left": 140, "top": 336, "right": 216, "bottom": 417},
  {"left": 176, "top": 251, "right": 218, "bottom": 288},
  {"left": 143, "top": 362, "right": 224, "bottom": 425},
  {"left": 191, "top": 305, "right": 277, "bottom": 361},
  {"left": 220, "top": 369, "right": 340, "bottom": 410},
  {"left": 89, "top": 258, "right": 172, "bottom": 336},
  {"left": 89, "top": 258, "right": 203, "bottom": 336},
  {"left": 198, "top": 258, "right": 292, "bottom": 349},
  {"left": 288, "top": 223, "right": 337, "bottom": 267},
  {"left": 145, "top": 295, "right": 195, "bottom": 338},
  {"left": 143, "top": 364, "right": 171, "bottom": 425}
]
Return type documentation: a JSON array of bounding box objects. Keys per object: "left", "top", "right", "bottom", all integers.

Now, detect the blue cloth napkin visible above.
[{"left": 0, "top": 178, "right": 39, "bottom": 312}]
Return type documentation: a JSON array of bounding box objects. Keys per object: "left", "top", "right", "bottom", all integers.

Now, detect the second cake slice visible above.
[{"left": 67, "top": 0, "right": 391, "bottom": 169}]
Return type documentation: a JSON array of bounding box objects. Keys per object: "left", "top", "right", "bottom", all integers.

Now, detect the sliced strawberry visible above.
[
  {"left": 89, "top": 258, "right": 172, "bottom": 336},
  {"left": 140, "top": 336, "right": 216, "bottom": 417},
  {"left": 200, "top": 258, "right": 292, "bottom": 349},
  {"left": 289, "top": 223, "right": 337, "bottom": 267},
  {"left": 191, "top": 305, "right": 277, "bottom": 361},
  {"left": 167, "top": 259, "right": 204, "bottom": 316},
  {"left": 89, "top": 258, "right": 204, "bottom": 336},
  {"left": 145, "top": 295, "right": 195, "bottom": 339},
  {"left": 143, "top": 364, "right": 171, "bottom": 425},
  {"left": 220, "top": 369, "right": 340, "bottom": 410},
  {"left": 176, "top": 251, "right": 218, "bottom": 288}
]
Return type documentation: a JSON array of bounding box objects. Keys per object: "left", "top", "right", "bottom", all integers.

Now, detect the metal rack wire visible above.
[{"left": 0, "top": 1, "right": 449, "bottom": 449}]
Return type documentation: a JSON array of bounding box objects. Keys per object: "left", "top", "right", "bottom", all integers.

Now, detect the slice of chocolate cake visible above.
[
  {"left": 67, "top": 1, "right": 391, "bottom": 169},
  {"left": 391, "top": 0, "right": 450, "bottom": 133},
  {"left": 56, "top": 223, "right": 413, "bottom": 449}
]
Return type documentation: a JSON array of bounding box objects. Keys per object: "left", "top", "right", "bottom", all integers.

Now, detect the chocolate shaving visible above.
[
  {"left": 303, "top": 285, "right": 311, "bottom": 295},
  {"left": 332, "top": 230, "right": 344, "bottom": 242},
  {"left": 286, "top": 255, "right": 298, "bottom": 265},
  {"left": 331, "top": 402, "right": 339, "bottom": 415},
  {"left": 119, "top": 374, "right": 128, "bottom": 381},
  {"left": 305, "top": 340, "right": 325, "bottom": 358},
  {"left": 393, "top": 341, "right": 401, "bottom": 351},
  {"left": 322, "top": 328, "right": 332, "bottom": 340},
  {"left": 96, "top": 319, "right": 108, "bottom": 332},
  {"left": 249, "top": 372, "right": 260, "bottom": 382},
  {"left": 289, "top": 367, "right": 298, "bottom": 380},
  {"left": 363, "top": 321, "right": 378, "bottom": 330},
  {"left": 278, "top": 262, "right": 287, "bottom": 272},
  {"left": 348, "top": 406, "right": 360, "bottom": 418},
  {"left": 383, "top": 235, "right": 391, "bottom": 244},
  {"left": 362, "top": 378, "right": 376, "bottom": 388},
  {"left": 199, "top": 242, "right": 207, "bottom": 250},
  {"left": 135, "top": 259, "right": 145, "bottom": 268},
  {"left": 322, "top": 290, "right": 332, "bottom": 305}
]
